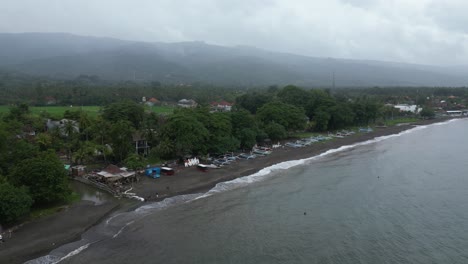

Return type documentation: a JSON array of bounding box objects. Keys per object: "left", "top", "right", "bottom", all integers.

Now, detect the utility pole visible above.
[{"left": 332, "top": 70, "right": 336, "bottom": 89}]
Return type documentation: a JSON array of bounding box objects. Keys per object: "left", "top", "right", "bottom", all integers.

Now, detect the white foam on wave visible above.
[
  {"left": 135, "top": 193, "right": 202, "bottom": 214},
  {"left": 54, "top": 243, "right": 90, "bottom": 263},
  {"left": 196, "top": 119, "right": 460, "bottom": 200},
  {"left": 24, "top": 255, "right": 61, "bottom": 264},
  {"left": 113, "top": 220, "right": 134, "bottom": 238}
]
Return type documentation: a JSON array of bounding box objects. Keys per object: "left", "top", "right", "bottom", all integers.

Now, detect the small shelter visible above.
[
  {"left": 71, "top": 165, "right": 87, "bottom": 177},
  {"left": 97, "top": 165, "right": 136, "bottom": 183}
]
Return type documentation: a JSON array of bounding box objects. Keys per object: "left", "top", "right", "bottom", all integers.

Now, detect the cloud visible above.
[{"left": 2, "top": 0, "right": 468, "bottom": 65}]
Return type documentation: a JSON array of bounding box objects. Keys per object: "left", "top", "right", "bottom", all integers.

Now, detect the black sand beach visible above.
[{"left": 0, "top": 118, "right": 452, "bottom": 264}]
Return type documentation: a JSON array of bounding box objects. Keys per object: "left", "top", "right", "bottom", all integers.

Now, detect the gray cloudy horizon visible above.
[{"left": 2, "top": 0, "right": 468, "bottom": 66}]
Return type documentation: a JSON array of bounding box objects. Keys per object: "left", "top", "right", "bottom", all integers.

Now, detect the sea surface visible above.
[{"left": 30, "top": 119, "right": 468, "bottom": 264}]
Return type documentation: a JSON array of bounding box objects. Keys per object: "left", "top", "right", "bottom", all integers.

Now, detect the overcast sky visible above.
[{"left": 2, "top": 0, "right": 468, "bottom": 65}]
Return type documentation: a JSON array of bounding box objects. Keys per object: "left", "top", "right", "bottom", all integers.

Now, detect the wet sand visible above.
[
  {"left": 0, "top": 200, "right": 120, "bottom": 264},
  {"left": 0, "top": 118, "right": 452, "bottom": 263}
]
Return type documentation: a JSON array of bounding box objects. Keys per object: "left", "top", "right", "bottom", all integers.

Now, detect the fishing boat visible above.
[
  {"left": 197, "top": 164, "right": 220, "bottom": 171},
  {"left": 161, "top": 167, "right": 175, "bottom": 175}
]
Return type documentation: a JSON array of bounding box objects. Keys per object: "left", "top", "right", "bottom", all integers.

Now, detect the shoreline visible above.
[
  {"left": 1, "top": 117, "right": 456, "bottom": 264},
  {"left": 0, "top": 200, "right": 121, "bottom": 264},
  {"left": 132, "top": 118, "right": 453, "bottom": 202}
]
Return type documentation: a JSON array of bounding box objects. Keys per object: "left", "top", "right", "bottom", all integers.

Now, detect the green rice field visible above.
[
  {"left": 146, "top": 105, "right": 174, "bottom": 114},
  {"left": 0, "top": 105, "right": 174, "bottom": 119}
]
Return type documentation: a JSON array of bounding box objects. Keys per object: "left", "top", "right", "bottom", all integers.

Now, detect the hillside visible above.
[{"left": 0, "top": 32, "right": 467, "bottom": 87}]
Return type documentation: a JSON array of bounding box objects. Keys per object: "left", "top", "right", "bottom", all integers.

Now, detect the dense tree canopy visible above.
[
  {"left": 159, "top": 112, "right": 209, "bottom": 157},
  {"left": 103, "top": 100, "right": 145, "bottom": 129},
  {"left": 0, "top": 181, "right": 33, "bottom": 224},
  {"left": 257, "top": 101, "right": 307, "bottom": 132},
  {"left": 420, "top": 107, "right": 435, "bottom": 119},
  {"left": 9, "top": 151, "right": 71, "bottom": 205},
  {"left": 277, "top": 85, "right": 311, "bottom": 109}
]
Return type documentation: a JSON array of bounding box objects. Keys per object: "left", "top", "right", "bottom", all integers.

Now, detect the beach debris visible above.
[
  {"left": 184, "top": 157, "right": 200, "bottom": 167},
  {"left": 272, "top": 142, "right": 282, "bottom": 148}
]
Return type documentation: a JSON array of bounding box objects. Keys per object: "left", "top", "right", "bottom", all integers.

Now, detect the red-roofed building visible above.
[
  {"left": 210, "top": 101, "right": 233, "bottom": 112},
  {"left": 145, "top": 97, "right": 160, "bottom": 106}
]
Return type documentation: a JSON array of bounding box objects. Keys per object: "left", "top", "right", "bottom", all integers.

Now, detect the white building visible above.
[{"left": 394, "top": 104, "right": 421, "bottom": 113}]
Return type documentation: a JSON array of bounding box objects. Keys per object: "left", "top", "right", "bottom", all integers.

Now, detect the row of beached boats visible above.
[
  {"left": 284, "top": 127, "right": 374, "bottom": 148},
  {"left": 284, "top": 134, "right": 333, "bottom": 148},
  {"left": 197, "top": 146, "right": 273, "bottom": 171},
  {"left": 198, "top": 127, "right": 375, "bottom": 170}
]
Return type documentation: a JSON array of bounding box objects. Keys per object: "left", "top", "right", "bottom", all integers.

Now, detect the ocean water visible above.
[{"left": 31, "top": 119, "right": 468, "bottom": 264}]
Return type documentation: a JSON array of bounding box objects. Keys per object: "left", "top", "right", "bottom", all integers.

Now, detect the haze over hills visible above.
[{"left": 0, "top": 32, "right": 467, "bottom": 87}]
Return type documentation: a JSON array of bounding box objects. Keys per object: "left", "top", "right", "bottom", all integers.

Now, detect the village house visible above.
[
  {"left": 15, "top": 124, "right": 37, "bottom": 140},
  {"left": 46, "top": 119, "right": 79, "bottom": 135},
  {"left": 146, "top": 97, "right": 160, "bottom": 107},
  {"left": 133, "top": 131, "right": 150, "bottom": 155},
  {"left": 210, "top": 101, "right": 233, "bottom": 112},
  {"left": 177, "top": 99, "right": 197, "bottom": 108},
  {"left": 142, "top": 96, "right": 160, "bottom": 107}
]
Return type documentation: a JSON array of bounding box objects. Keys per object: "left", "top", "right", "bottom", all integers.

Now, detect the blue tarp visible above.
[{"left": 145, "top": 167, "right": 161, "bottom": 179}]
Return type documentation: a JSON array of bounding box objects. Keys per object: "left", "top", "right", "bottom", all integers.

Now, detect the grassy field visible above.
[
  {"left": 0, "top": 105, "right": 102, "bottom": 119},
  {"left": 0, "top": 105, "right": 174, "bottom": 119},
  {"left": 147, "top": 105, "right": 174, "bottom": 114}
]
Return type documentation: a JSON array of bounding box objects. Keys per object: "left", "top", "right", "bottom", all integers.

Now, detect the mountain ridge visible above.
[{"left": 0, "top": 32, "right": 467, "bottom": 87}]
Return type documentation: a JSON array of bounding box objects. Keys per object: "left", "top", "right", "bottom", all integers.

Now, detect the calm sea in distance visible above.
[{"left": 32, "top": 119, "right": 468, "bottom": 264}]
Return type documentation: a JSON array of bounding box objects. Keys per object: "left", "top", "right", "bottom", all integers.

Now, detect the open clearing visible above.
[{"left": 0, "top": 105, "right": 174, "bottom": 119}]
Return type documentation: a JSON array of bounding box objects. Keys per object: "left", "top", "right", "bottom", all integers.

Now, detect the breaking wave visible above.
[{"left": 196, "top": 119, "right": 459, "bottom": 199}]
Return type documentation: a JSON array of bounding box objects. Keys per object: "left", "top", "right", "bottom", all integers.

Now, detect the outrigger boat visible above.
[
  {"left": 161, "top": 167, "right": 175, "bottom": 175},
  {"left": 197, "top": 164, "right": 220, "bottom": 171}
]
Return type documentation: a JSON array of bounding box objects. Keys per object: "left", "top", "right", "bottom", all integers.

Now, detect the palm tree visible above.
[
  {"left": 62, "top": 120, "right": 77, "bottom": 161},
  {"left": 79, "top": 112, "right": 92, "bottom": 141}
]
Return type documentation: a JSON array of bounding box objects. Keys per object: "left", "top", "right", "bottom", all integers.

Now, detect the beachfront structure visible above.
[
  {"left": 394, "top": 104, "right": 421, "bottom": 113},
  {"left": 97, "top": 165, "right": 136, "bottom": 182}
]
